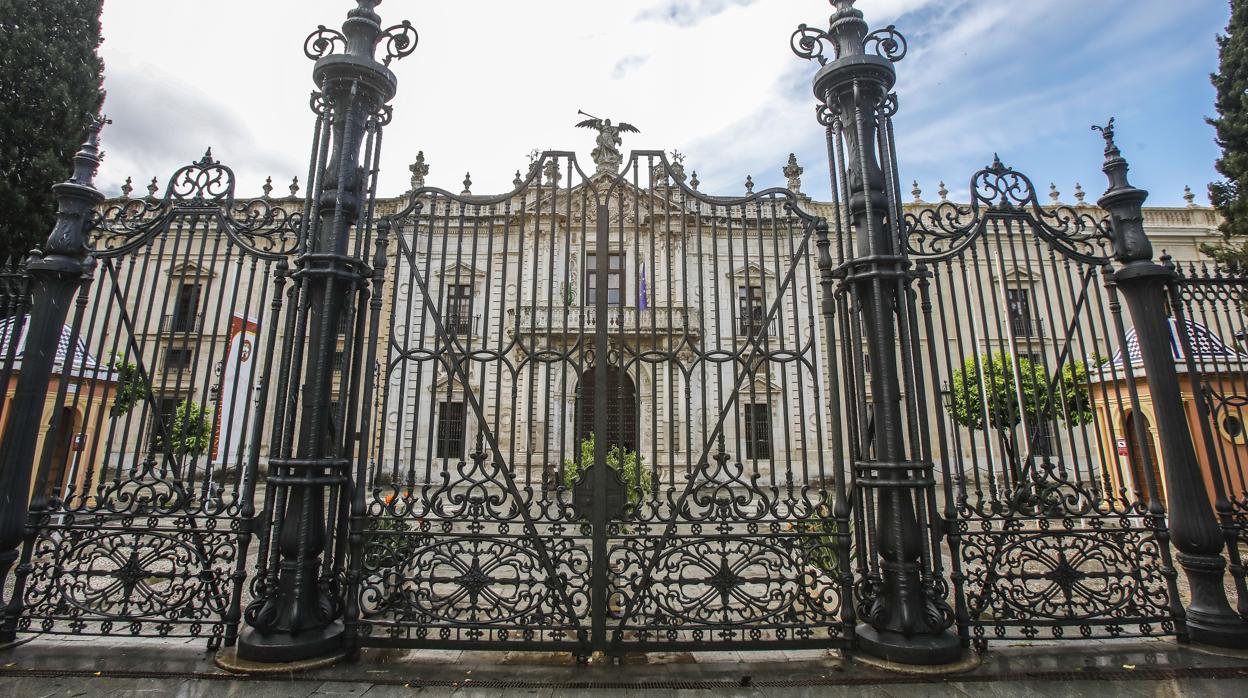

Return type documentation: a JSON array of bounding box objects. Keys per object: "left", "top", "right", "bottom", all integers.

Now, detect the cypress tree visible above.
[
  {"left": 1207, "top": 0, "right": 1248, "bottom": 267},
  {"left": 0, "top": 0, "right": 105, "bottom": 262}
]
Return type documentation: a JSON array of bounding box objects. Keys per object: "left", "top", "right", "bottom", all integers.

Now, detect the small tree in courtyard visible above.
[
  {"left": 1205, "top": 0, "right": 1248, "bottom": 267},
  {"left": 945, "top": 352, "right": 1093, "bottom": 482},
  {"left": 167, "top": 399, "right": 213, "bottom": 458}
]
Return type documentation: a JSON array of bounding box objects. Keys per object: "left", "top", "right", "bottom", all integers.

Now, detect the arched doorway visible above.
[
  {"left": 43, "top": 406, "right": 78, "bottom": 498},
  {"left": 1124, "top": 410, "right": 1164, "bottom": 504},
  {"left": 575, "top": 366, "right": 637, "bottom": 454}
]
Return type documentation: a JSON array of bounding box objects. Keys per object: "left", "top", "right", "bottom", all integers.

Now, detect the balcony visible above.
[
  {"left": 160, "top": 313, "right": 203, "bottom": 334},
  {"left": 1009, "top": 316, "right": 1045, "bottom": 340},
  {"left": 512, "top": 305, "right": 700, "bottom": 337}
]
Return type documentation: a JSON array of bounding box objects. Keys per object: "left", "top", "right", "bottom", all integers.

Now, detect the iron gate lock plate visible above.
[{"left": 571, "top": 463, "right": 628, "bottom": 522}]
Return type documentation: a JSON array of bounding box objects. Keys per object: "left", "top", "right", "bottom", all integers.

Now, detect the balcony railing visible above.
[
  {"left": 1009, "top": 316, "right": 1045, "bottom": 339},
  {"left": 513, "top": 305, "right": 700, "bottom": 336},
  {"left": 160, "top": 313, "right": 203, "bottom": 334}
]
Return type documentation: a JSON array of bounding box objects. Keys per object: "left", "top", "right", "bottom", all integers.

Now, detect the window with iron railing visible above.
[
  {"left": 1007, "top": 288, "right": 1042, "bottom": 338},
  {"left": 168, "top": 282, "right": 201, "bottom": 333},
  {"left": 437, "top": 400, "right": 466, "bottom": 460},
  {"left": 586, "top": 253, "right": 624, "bottom": 307},
  {"left": 738, "top": 285, "right": 767, "bottom": 338},
  {"left": 164, "top": 347, "right": 194, "bottom": 373},
  {"left": 444, "top": 283, "right": 474, "bottom": 336},
  {"left": 743, "top": 403, "right": 772, "bottom": 460}
]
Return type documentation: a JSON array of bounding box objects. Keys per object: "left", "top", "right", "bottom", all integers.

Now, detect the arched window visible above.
[{"left": 1124, "top": 410, "right": 1164, "bottom": 504}]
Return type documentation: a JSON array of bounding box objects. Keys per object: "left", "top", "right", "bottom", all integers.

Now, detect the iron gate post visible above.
[
  {"left": 0, "top": 116, "right": 105, "bottom": 643},
  {"left": 237, "top": 0, "right": 402, "bottom": 662},
  {"left": 1097, "top": 122, "right": 1248, "bottom": 648},
  {"left": 793, "top": 1, "right": 960, "bottom": 664}
]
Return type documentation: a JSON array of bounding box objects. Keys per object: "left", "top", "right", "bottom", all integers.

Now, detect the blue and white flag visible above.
[{"left": 639, "top": 261, "right": 648, "bottom": 310}]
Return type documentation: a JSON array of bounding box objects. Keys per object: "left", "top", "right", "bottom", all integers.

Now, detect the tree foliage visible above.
[
  {"left": 0, "top": 0, "right": 105, "bottom": 261},
  {"left": 168, "top": 399, "right": 213, "bottom": 458},
  {"left": 562, "top": 433, "right": 650, "bottom": 503},
  {"left": 946, "top": 352, "right": 1093, "bottom": 434},
  {"left": 1206, "top": 0, "right": 1248, "bottom": 267},
  {"left": 107, "top": 353, "right": 147, "bottom": 418}
]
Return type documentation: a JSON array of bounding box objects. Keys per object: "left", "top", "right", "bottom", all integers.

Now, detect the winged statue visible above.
[{"left": 576, "top": 111, "right": 640, "bottom": 174}]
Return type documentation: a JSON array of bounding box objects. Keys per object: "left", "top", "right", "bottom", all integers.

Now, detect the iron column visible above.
[
  {"left": 1098, "top": 120, "right": 1248, "bottom": 648},
  {"left": 238, "top": 0, "right": 410, "bottom": 662},
  {"left": 0, "top": 116, "right": 106, "bottom": 643},
  {"left": 793, "top": 0, "right": 960, "bottom": 663}
]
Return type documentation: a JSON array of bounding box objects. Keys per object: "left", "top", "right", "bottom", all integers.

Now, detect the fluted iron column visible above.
[
  {"left": 238, "top": 0, "right": 415, "bottom": 662},
  {"left": 1097, "top": 120, "right": 1248, "bottom": 648},
  {"left": 792, "top": 1, "right": 960, "bottom": 664},
  {"left": 0, "top": 116, "right": 106, "bottom": 644}
]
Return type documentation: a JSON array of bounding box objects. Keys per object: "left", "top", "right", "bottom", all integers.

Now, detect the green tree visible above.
[
  {"left": 946, "top": 352, "right": 1093, "bottom": 474},
  {"left": 168, "top": 399, "right": 213, "bottom": 458},
  {"left": 1206, "top": 0, "right": 1248, "bottom": 267},
  {"left": 0, "top": 0, "right": 106, "bottom": 261},
  {"left": 562, "top": 433, "right": 650, "bottom": 504},
  {"left": 108, "top": 354, "right": 148, "bottom": 417}
]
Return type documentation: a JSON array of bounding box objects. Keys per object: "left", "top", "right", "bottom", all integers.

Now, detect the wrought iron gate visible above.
[
  {"left": 905, "top": 159, "right": 1182, "bottom": 646},
  {"left": 6, "top": 153, "right": 301, "bottom": 647},
  {"left": 348, "top": 152, "right": 852, "bottom": 654}
]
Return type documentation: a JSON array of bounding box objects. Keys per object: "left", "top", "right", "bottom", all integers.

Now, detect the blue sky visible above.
[{"left": 95, "top": 1, "right": 1228, "bottom": 207}]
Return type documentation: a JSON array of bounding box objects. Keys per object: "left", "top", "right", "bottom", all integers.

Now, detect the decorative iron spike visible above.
[
  {"left": 120, "top": 176, "right": 133, "bottom": 199},
  {"left": 289, "top": 176, "right": 300, "bottom": 197},
  {"left": 262, "top": 176, "right": 273, "bottom": 199}
]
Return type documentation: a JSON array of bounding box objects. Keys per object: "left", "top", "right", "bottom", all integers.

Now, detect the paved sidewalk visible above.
[{"left": 2, "top": 636, "right": 1248, "bottom": 696}]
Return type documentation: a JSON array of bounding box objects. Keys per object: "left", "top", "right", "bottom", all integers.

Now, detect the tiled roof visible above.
[
  {"left": 0, "top": 315, "right": 101, "bottom": 370},
  {"left": 1108, "top": 318, "right": 1245, "bottom": 368}
]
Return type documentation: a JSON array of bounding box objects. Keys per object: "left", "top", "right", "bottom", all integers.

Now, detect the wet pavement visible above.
[{"left": 2, "top": 636, "right": 1248, "bottom": 696}]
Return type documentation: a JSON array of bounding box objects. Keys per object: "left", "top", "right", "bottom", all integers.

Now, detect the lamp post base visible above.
[
  {"left": 856, "top": 622, "right": 963, "bottom": 666},
  {"left": 237, "top": 621, "right": 344, "bottom": 664}
]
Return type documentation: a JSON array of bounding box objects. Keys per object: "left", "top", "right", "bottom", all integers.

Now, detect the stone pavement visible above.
[{"left": 2, "top": 636, "right": 1248, "bottom": 696}]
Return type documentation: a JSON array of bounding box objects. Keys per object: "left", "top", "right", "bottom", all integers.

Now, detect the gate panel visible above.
[
  {"left": 600, "top": 155, "right": 847, "bottom": 650},
  {"left": 907, "top": 161, "right": 1181, "bottom": 646},
  {"left": 10, "top": 154, "right": 300, "bottom": 647},
  {"left": 1169, "top": 261, "right": 1248, "bottom": 616},
  {"left": 354, "top": 152, "right": 849, "bottom": 653}
]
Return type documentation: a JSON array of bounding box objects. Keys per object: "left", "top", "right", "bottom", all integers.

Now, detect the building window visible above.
[
  {"left": 743, "top": 403, "right": 772, "bottom": 460},
  {"left": 738, "top": 285, "right": 766, "bottom": 337},
  {"left": 437, "top": 401, "right": 467, "bottom": 460},
  {"left": 586, "top": 252, "right": 624, "bottom": 307},
  {"left": 1007, "top": 288, "right": 1039, "bottom": 338},
  {"left": 151, "top": 396, "right": 181, "bottom": 449},
  {"left": 168, "top": 282, "right": 201, "bottom": 333},
  {"left": 331, "top": 349, "right": 346, "bottom": 374},
  {"left": 445, "top": 283, "right": 473, "bottom": 335},
  {"left": 1029, "top": 419, "right": 1055, "bottom": 458},
  {"left": 165, "top": 347, "right": 194, "bottom": 373}
]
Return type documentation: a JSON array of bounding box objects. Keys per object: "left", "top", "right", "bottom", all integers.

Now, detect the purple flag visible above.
[{"left": 639, "top": 261, "right": 648, "bottom": 310}]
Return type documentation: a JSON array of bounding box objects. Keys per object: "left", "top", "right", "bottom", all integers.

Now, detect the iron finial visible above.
[
  {"left": 67, "top": 113, "right": 110, "bottom": 188},
  {"left": 1091, "top": 117, "right": 1119, "bottom": 158}
]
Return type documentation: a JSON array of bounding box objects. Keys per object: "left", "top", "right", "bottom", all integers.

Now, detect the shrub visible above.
[{"left": 562, "top": 433, "right": 651, "bottom": 503}]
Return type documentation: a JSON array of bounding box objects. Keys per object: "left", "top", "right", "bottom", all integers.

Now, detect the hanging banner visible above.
[{"left": 212, "top": 313, "right": 259, "bottom": 465}]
